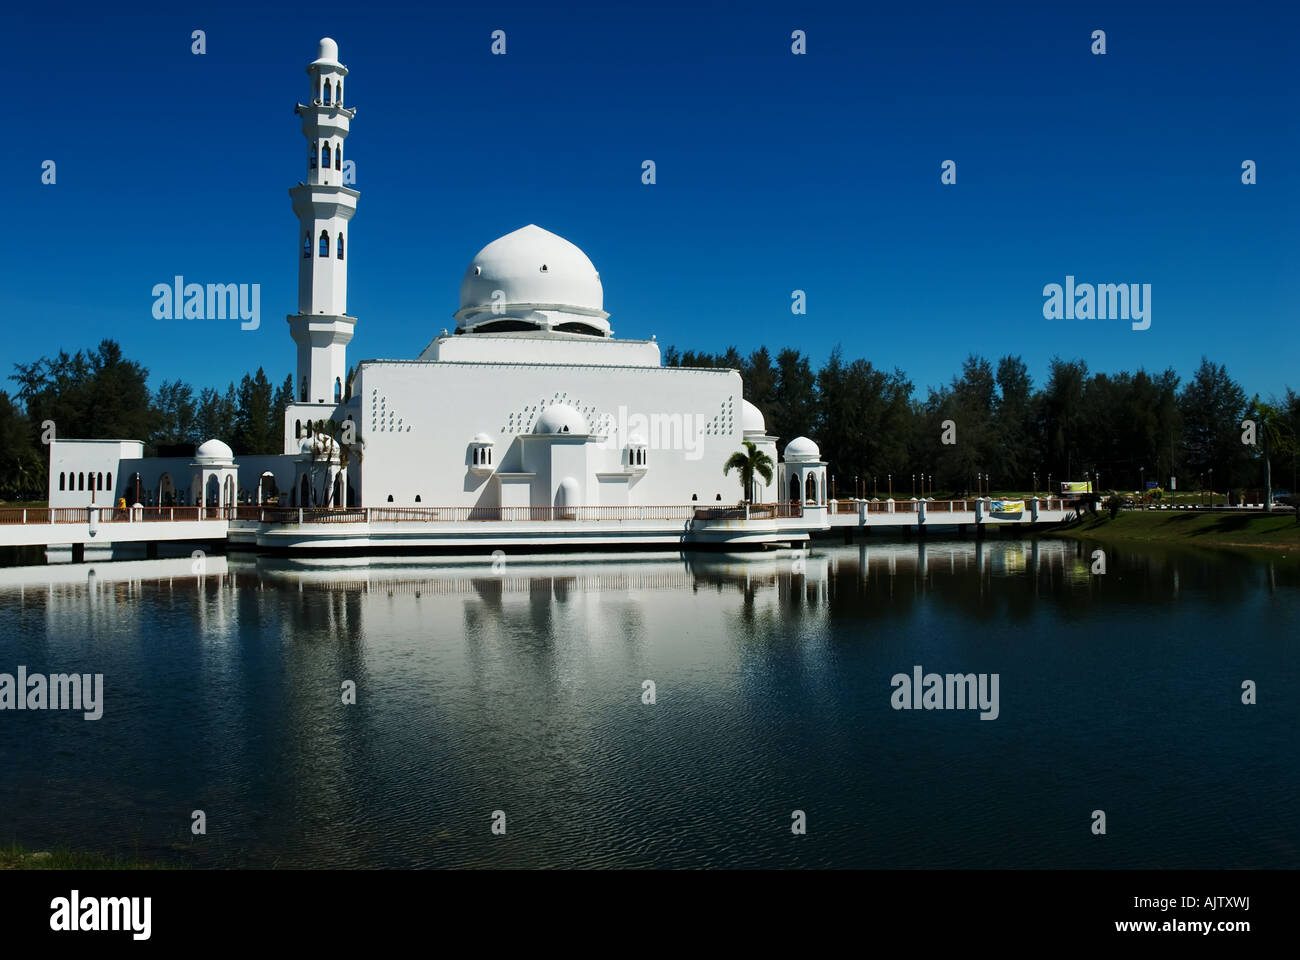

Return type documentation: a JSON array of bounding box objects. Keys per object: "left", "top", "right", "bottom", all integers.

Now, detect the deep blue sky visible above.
[{"left": 5, "top": 0, "right": 1297, "bottom": 401}]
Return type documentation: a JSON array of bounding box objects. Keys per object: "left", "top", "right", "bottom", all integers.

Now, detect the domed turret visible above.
[
  {"left": 455, "top": 225, "right": 610, "bottom": 337},
  {"left": 783, "top": 436, "right": 820, "bottom": 462},
  {"left": 195, "top": 438, "right": 234, "bottom": 462}
]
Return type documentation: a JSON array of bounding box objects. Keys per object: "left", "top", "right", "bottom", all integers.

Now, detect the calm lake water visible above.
[{"left": 0, "top": 537, "right": 1296, "bottom": 869}]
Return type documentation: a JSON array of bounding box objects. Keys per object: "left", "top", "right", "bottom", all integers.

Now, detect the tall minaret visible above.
[{"left": 288, "top": 37, "right": 358, "bottom": 406}]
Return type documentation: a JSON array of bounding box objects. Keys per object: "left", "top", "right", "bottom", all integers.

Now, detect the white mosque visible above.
[{"left": 45, "top": 39, "right": 829, "bottom": 549}]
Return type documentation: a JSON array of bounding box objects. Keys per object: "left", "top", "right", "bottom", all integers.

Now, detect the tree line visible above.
[
  {"left": 0, "top": 338, "right": 1295, "bottom": 502},
  {"left": 664, "top": 345, "right": 1299, "bottom": 499},
  {"left": 0, "top": 340, "right": 296, "bottom": 499}
]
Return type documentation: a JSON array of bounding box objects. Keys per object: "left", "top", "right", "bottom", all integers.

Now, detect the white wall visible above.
[
  {"left": 353, "top": 359, "right": 756, "bottom": 507},
  {"left": 48, "top": 441, "right": 144, "bottom": 507}
]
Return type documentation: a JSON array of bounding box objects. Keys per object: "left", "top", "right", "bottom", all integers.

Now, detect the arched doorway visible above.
[
  {"left": 159, "top": 473, "right": 176, "bottom": 507},
  {"left": 555, "top": 477, "right": 579, "bottom": 520},
  {"left": 789, "top": 475, "right": 800, "bottom": 503},
  {"left": 206, "top": 475, "right": 221, "bottom": 513},
  {"left": 259, "top": 472, "right": 278, "bottom": 505},
  {"left": 223, "top": 475, "right": 235, "bottom": 508},
  {"left": 806, "top": 473, "right": 817, "bottom": 504}
]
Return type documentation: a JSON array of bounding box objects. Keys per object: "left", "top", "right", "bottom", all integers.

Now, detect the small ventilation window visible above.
[
  {"left": 387, "top": 494, "right": 394, "bottom": 502},
  {"left": 415, "top": 495, "right": 422, "bottom": 503},
  {"left": 539, "top": 264, "right": 548, "bottom": 273},
  {"left": 691, "top": 493, "right": 698, "bottom": 501}
]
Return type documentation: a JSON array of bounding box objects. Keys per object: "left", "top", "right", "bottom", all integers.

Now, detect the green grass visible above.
[
  {"left": 1051, "top": 509, "right": 1300, "bottom": 553},
  {"left": 0, "top": 841, "right": 177, "bottom": 870}
]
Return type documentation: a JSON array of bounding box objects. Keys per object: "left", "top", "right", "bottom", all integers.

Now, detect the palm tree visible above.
[
  {"left": 312, "top": 418, "right": 365, "bottom": 507},
  {"left": 724, "top": 440, "right": 775, "bottom": 504},
  {"left": 1249, "top": 395, "right": 1297, "bottom": 513}
]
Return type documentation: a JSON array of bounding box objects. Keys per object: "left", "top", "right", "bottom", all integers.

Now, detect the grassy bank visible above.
[
  {"left": 1050, "top": 509, "right": 1300, "bottom": 553},
  {"left": 0, "top": 842, "right": 174, "bottom": 870}
]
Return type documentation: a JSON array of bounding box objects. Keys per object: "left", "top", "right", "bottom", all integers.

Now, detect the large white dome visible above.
[{"left": 455, "top": 225, "right": 610, "bottom": 336}]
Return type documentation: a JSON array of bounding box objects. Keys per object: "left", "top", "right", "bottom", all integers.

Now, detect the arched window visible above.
[
  {"left": 78, "top": 473, "right": 85, "bottom": 491},
  {"left": 322, "top": 143, "right": 331, "bottom": 168},
  {"left": 319, "top": 230, "right": 329, "bottom": 257},
  {"left": 303, "top": 233, "right": 311, "bottom": 258},
  {"left": 59, "top": 472, "right": 65, "bottom": 491},
  {"left": 316, "top": 79, "right": 323, "bottom": 102},
  {"left": 310, "top": 144, "right": 317, "bottom": 169},
  {"left": 335, "top": 143, "right": 341, "bottom": 167},
  {"left": 806, "top": 473, "right": 817, "bottom": 503},
  {"left": 301, "top": 376, "right": 308, "bottom": 401},
  {"left": 691, "top": 493, "right": 698, "bottom": 501},
  {"left": 337, "top": 233, "right": 345, "bottom": 259},
  {"left": 295, "top": 419, "right": 302, "bottom": 439},
  {"left": 472, "top": 449, "right": 478, "bottom": 465},
  {"left": 334, "top": 378, "right": 342, "bottom": 402},
  {"left": 335, "top": 81, "right": 341, "bottom": 104},
  {"left": 789, "top": 475, "right": 799, "bottom": 503},
  {"left": 415, "top": 495, "right": 422, "bottom": 503},
  {"left": 323, "top": 82, "right": 331, "bottom": 105},
  {"left": 486, "top": 448, "right": 492, "bottom": 464},
  {"left": 387, "top": 494, "right": 394, "bottom": 502},
  {"left": 97, "top": 473, "right": 104, "bottom": 490}
]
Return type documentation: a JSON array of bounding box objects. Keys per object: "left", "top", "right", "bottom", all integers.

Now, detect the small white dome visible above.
[
  {"left": 313, "top": 38, "right": 341, "bottom": 66},
  {"left": 741, "top": 399, "right": 766, "bottom": 434},
  {"left": 471, "top": 432, "right": 494, "bottom": 444},
  {"left": 534, "top": 404, "right": 588, "bottom": 435},
  {"left": 783, "top": 436, "right": 820, "bottom": 461},
  {"left": 456, "top": 225, "right": 609, "bottom": 335},
  {"left": 195, "top": 438, "right": 234, "bottom": 461},
  {"left": 299, "top": 436, "right": 318, "bottom": 455}
]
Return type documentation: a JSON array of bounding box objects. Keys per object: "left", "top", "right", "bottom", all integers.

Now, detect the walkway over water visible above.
[{"left": 0, "top": 498, "right": 1075, "bottom": 552}]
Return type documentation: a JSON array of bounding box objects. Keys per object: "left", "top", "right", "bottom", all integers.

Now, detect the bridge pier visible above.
[{"left": 71, "top": 543, "right": 84, "bottom": 563}]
